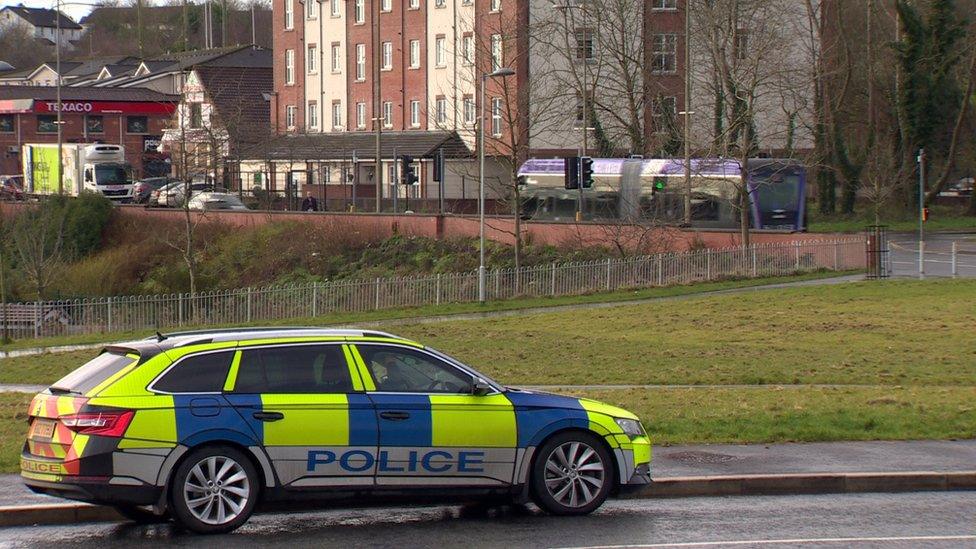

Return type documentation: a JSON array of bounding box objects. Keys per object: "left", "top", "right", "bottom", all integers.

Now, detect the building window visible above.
[
  {"left": 409, "top": 39, "right": 421, "bottom": 68},
  {"left": 381, "top": 0, "right": 392, "bottom": 12},
  {"left": 322, "top": 166, "right": 331, "bottom": 183},
  {"left": 285, "top": 49, "right": 295, "bottom": 84},
  {"left": 652, "top": 96, "right": 677, "bottom": 130},
  {"left": 37, "top": 115, "right": 57, "bottom": 133},
  {"left": 85, "top": 115, "right": 103, "bottom": 134},
  {"left": 382, "top": 41, "right": 393, "bottom": 70},
  {"left": 575, "top": 91, "right": 594, "bottom": 126},
  {"left": 307, "top": 0, "right": 317, "bottom": 19},
  {"left": 284, "top": 0, "right": 294, "bottom": 29},
  {"left": 382, "top": 101, "right": 393, "bottom": 127},
  {"left": 435, "top": 97, "right": 447, "bottom": 124},
  {"left": 435, "top": 0, "right": 446, "bottom": 7},
  {"left": 307, "top": 44, "right": 317, "bottom": 73},
  {"left": 331, "top": 0, "right": 341, "bottom": 16},
  {"left": 354, "top": 0, "right": 365, "bottom": 23},
  {"left": 127, "top": 116, "right": 148, "bottom": 134},
  {"left": 435, "top": 35, "right": 446, "bottom": 67},
  {"left": 575, "top": 29, "right": 594, "bottom": 60},
  {"left": 651, "top": 34, "right": 677, "bottom": 73},
  {"left": 1, "top": 115, "right": 16, "bottom": 133},
  {"left": 490, "top": 0, "right": 500, "bottom": 12},
  {"left": 308, "top": 101, "right": 319, "bottom": 128},
  {"left": 410, "top": 100, "right": 420, "bottom": 127},
  {"left": 286, "top": 105, "right": 297, "bottom": 129},
  {"left": 491, "top": 97, "right": 502, "bottom": 136},
  {"left": 491, "top": 34, "right": 502, "bottom": 71},
  {"left": 332, "top": 101, "right": 342, "bottom": 129},
  {"left": 651, "top": 0, "right": 677, "bottom": 10},
  {"left": 462, "top": 34, "right": 474, "bottom": 65},
  {"left": 387, "top": 164, "right": 396, "bottom": 185},
  {"left": 356, "top": 102, "right": 366, "bottom": 128},
  {"left": 356, "top": 44, "right": 366, "bottom": 80},
  {"left": 331, "top": 43, "right": 341, "bottom": 72},
  {"left": 409, "top": 0, "right": 420, "bottom": 8},
  {"left": 189, "top": 104, "right": 202, "bottom": 128},
  {"left": 463, "top": 95, "right": 475, "bottom": 124},
  {"left": 462, "top": 0, "right": 472, "bottom": 5}
]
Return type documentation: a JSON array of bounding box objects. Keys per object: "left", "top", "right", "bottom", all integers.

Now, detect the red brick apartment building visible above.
[{"left": 0, "top": 87, "right": 177, "bottom": 177}]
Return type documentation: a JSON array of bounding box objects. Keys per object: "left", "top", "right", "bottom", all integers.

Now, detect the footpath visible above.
[{"left": 1, "top": 439, "right": 972, "bottom": 527}]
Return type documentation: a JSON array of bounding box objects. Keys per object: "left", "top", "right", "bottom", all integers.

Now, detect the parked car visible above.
[
  {"left": 187, "top": 192, "right": 249, "bottom": 211},
  {"left": 133, "top": 177, "right": 176, "bottom": 204},
  {"left": 938, "top": 178, "right": 974, "bottom": 198},
  {"left": 0, "top": 175, "right": 24, "bottom": 200},
  {"left": 150, "top": 181, "right": 223, "bottom": 207}
]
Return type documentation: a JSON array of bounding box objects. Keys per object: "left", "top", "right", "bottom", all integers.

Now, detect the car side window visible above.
[
  {"left": 357, "top": 344, "right": 473, "bottom": 394},
  {"left": 233, "top": 345, "right": 354, "bottom": 394},
  {"left": 154, "top": 351, "right": 235, "bottom": 393}
]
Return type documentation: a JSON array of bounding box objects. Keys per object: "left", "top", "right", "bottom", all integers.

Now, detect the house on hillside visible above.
[{"left": 0, "top": 5, "right": 81, "bottom": 48}]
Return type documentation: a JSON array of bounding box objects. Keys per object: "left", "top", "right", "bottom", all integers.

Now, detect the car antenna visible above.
[{"left": 156, "top": 331, "right": 168, "bottom": 342}]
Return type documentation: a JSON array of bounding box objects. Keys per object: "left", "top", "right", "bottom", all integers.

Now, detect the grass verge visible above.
[
  {"left": 570, "top": 386, "right": 976, "bottom": 445},
  {"left": 0, "top": 393, "right": 30, "bottom": 474},
  {"left": 0, "top": 270, "right": 853, "bottom": 353},
  {"left": 808, "top": 206, "right": 976, "bottom": 233}
]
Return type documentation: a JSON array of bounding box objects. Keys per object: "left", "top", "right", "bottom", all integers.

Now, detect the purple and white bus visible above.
[{"left": 517, "top": 157, "right": 806, "bottom": 231}]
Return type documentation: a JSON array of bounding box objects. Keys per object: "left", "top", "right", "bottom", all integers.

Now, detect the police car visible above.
[{"left": 21, "top": 328, "right": 651, "bottom": 534}]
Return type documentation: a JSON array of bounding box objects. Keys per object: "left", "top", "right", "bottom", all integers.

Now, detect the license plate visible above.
[
  {"left": 29, "top": 419, "right": 55, "bottom": 439},
  {"left": 105, "top": 185, "right": 124, "bottom": 191}
]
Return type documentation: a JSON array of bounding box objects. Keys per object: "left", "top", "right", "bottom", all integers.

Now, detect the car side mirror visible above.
[{"left": 472, "top": 378, "right": 492, "bottom": 396}]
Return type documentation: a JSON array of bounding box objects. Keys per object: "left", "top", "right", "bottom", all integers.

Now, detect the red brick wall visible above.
[
  {"left": 644, "top": 0, "right": 686, "bottom": 155},
  {"left": 0, "top": 112, "right": 172, "bottom": 178},
  {"left": 272, "top": 0, "right": 305, "bottom": 133},
  {"left": 476, "top": 0, "right": 527, "bottom": 158}
]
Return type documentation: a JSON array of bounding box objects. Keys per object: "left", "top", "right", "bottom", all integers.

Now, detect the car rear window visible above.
[
  {"left": 50, "top": 352, "right": 137, "bottom": 395},
  {"left": 153, "top": 351, "right": 235, "bottom": 393}
]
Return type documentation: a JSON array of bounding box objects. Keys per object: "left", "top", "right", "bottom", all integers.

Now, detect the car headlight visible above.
[{"left": 614, "top": 418, "right": 645, "bottom": 437}]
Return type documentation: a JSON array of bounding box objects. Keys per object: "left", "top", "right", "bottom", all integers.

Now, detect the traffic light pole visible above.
[
  {"left": 918, "top": 148, "right": 924, "bottom": 278},
  {"left": 576, "top": 156, "right": 583, "bottom": 223}
]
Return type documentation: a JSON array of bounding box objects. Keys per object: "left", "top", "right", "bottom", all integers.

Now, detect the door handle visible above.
[
  {"left": 253, "top": 411, "right": 285, "bottom": 422},
  {"left": 379, "top": 411, "right": 410, "bottom": 421}
]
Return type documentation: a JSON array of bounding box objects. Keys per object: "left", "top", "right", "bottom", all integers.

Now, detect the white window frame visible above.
[
  {"left": 435, "top": 97, "right": 447, "bottom": 125},
  {"left": 354, "top": 0, "right": 365, "bottom": 23},
  {"left": 435, "top": 0, "right": 446, "bottom": 7},
  {"left": 285, "top": 49, "right": 295, "bottom": 85},
  {"left": 382, "top": 41, "right": 393, "bottom": 70},
  {"left": 356, "top": 102, "right": 366, "bottom": 128},
  {"left": 285, "top": 105, "right": 297, "bottom": 130},
  {"left": 491, "top": 34, "right": 502, "bottom": 72},
  {"left": 490, "top": 0, "right": 500, "bottom": 12},
  {"left": 651, "top": 0, "right": 677, "bottom": 10},
  {"left": 307, "top": 101, "right": 318, "bottom": 129},
  {"left": 410, "top": 100, "right": 421, "bottom": 128},
  {"left": 381, "top": 0, "right": 392, "bottom": 12},
  {"left": 491, "top": 97, "right": 502, "bottom": 136},
  {"left": 331, "top": 0, "right": 341, "bottom": 17},
  {"left": 284, "top": 0, "right": 294, "bottom": 29},
  {"left": 409, "top": 39, "right": 421, "bottom": 69},
  {"left": 307, "top": 0, "right": 318, "bottom": 19},
  {"left": 435, "top": 36, "right": 446, "bottom": 67},
  {"left": 382, "top": 101, "right": 393, "bottom": 128},
  {"left": 575, "top": 29, "right": 594, "bottom": 61},
  {"left": 307, "top": 44, "right": 317, "bottom": 74},
  {"left": 331, "top": 43, "right": 341, "bottom": 72},
  {"left": 332, "top": 101, "right": 343, "bottom": 129},
  {"left": 462, "top": 34, "right": 474, "bottom": 66},
  {"left": 409, "top": 0, "right": 420, "bottom": 8},
  {"left": 651, "top": 33, "right": 677, "bottom": 74},
  {"left": 463, "top": 96, "right": 475, "bottom": 124},
  {"left": 356, "top": 43, "right": 366, "bottom": 81}
]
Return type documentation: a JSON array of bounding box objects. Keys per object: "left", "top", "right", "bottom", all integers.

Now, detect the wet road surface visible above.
[{"left": 1, "top": 492, "right": 973, "bottom": 548}]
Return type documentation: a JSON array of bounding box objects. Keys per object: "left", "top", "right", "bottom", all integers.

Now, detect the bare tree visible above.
[{"left": 11, "top": 201, "right": 66, "bottom": 299}]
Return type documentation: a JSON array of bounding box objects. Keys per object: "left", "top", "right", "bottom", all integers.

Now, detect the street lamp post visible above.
[
  {"left": 56, "top": 0, "right": 63, "bottom": 195},
  {"left": 479, "top": 67, "right": 515, "bottom": 303}
]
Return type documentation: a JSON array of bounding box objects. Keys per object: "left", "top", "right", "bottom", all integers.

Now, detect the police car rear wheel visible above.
[
  {"left": 531, "top": 431, "right": 612, "bottom": 516},
  {"left": 170, "top": 446, "right": 259, "bottom": 534}
]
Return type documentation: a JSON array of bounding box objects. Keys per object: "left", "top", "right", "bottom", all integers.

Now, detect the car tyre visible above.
[
  {"left": 530, "top": 431, "right": 613, "bottom": 516},
  {"left": 169, "top": 445, "right": 259, "bottom": 534},
  {"left": 112, "top": 504, "right": 169, "bottom": 524}
]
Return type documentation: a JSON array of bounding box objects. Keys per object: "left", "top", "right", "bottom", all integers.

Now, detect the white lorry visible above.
[{"left": 21, "top": 143, "right": 136, "bottom": 201}]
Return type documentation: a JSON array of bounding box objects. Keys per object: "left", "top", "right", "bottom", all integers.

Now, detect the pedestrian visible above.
[{"left": 301, "top": 190, "right": 319, "bottom": 212}]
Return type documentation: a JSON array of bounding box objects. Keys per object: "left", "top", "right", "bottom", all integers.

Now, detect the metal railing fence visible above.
[{"left": 0, "top": 239, "right": 864, "bottom": 340}]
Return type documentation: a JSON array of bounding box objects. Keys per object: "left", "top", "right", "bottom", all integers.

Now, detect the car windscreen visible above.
[{"left": 49, "top": 352, "right": 137, "bottom": 395}]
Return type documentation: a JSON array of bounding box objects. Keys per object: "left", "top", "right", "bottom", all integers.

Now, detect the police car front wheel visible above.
[
  {"left": 530, "top": 431, "right": 613, "bottom": 516},
  {"left": 169, "top": 445, "right": 259, "bottom": 534}
]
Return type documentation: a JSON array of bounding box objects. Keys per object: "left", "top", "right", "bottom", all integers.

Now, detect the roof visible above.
[
  {"left": 150, "top": 45, "right": 269, "bottom": 68},
  {"left": 194, "top": 65, "right": 273, "bottom": 146},
  {"left": 116, "top": 328, "right": 412, "bottom": 356},
  {"left": 2, "top": 6, "right": 81, "bottom": 30},
  {"left": 253, "top": 131, "right": 474, "bottom": 161},
  {"left": 0, "top": 86, "right": 178, "bottom": 103}
]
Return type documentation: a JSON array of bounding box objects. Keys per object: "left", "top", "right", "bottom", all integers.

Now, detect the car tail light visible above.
[{"left": 60, "top": 410, "right": 134, "bottom": 437}]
